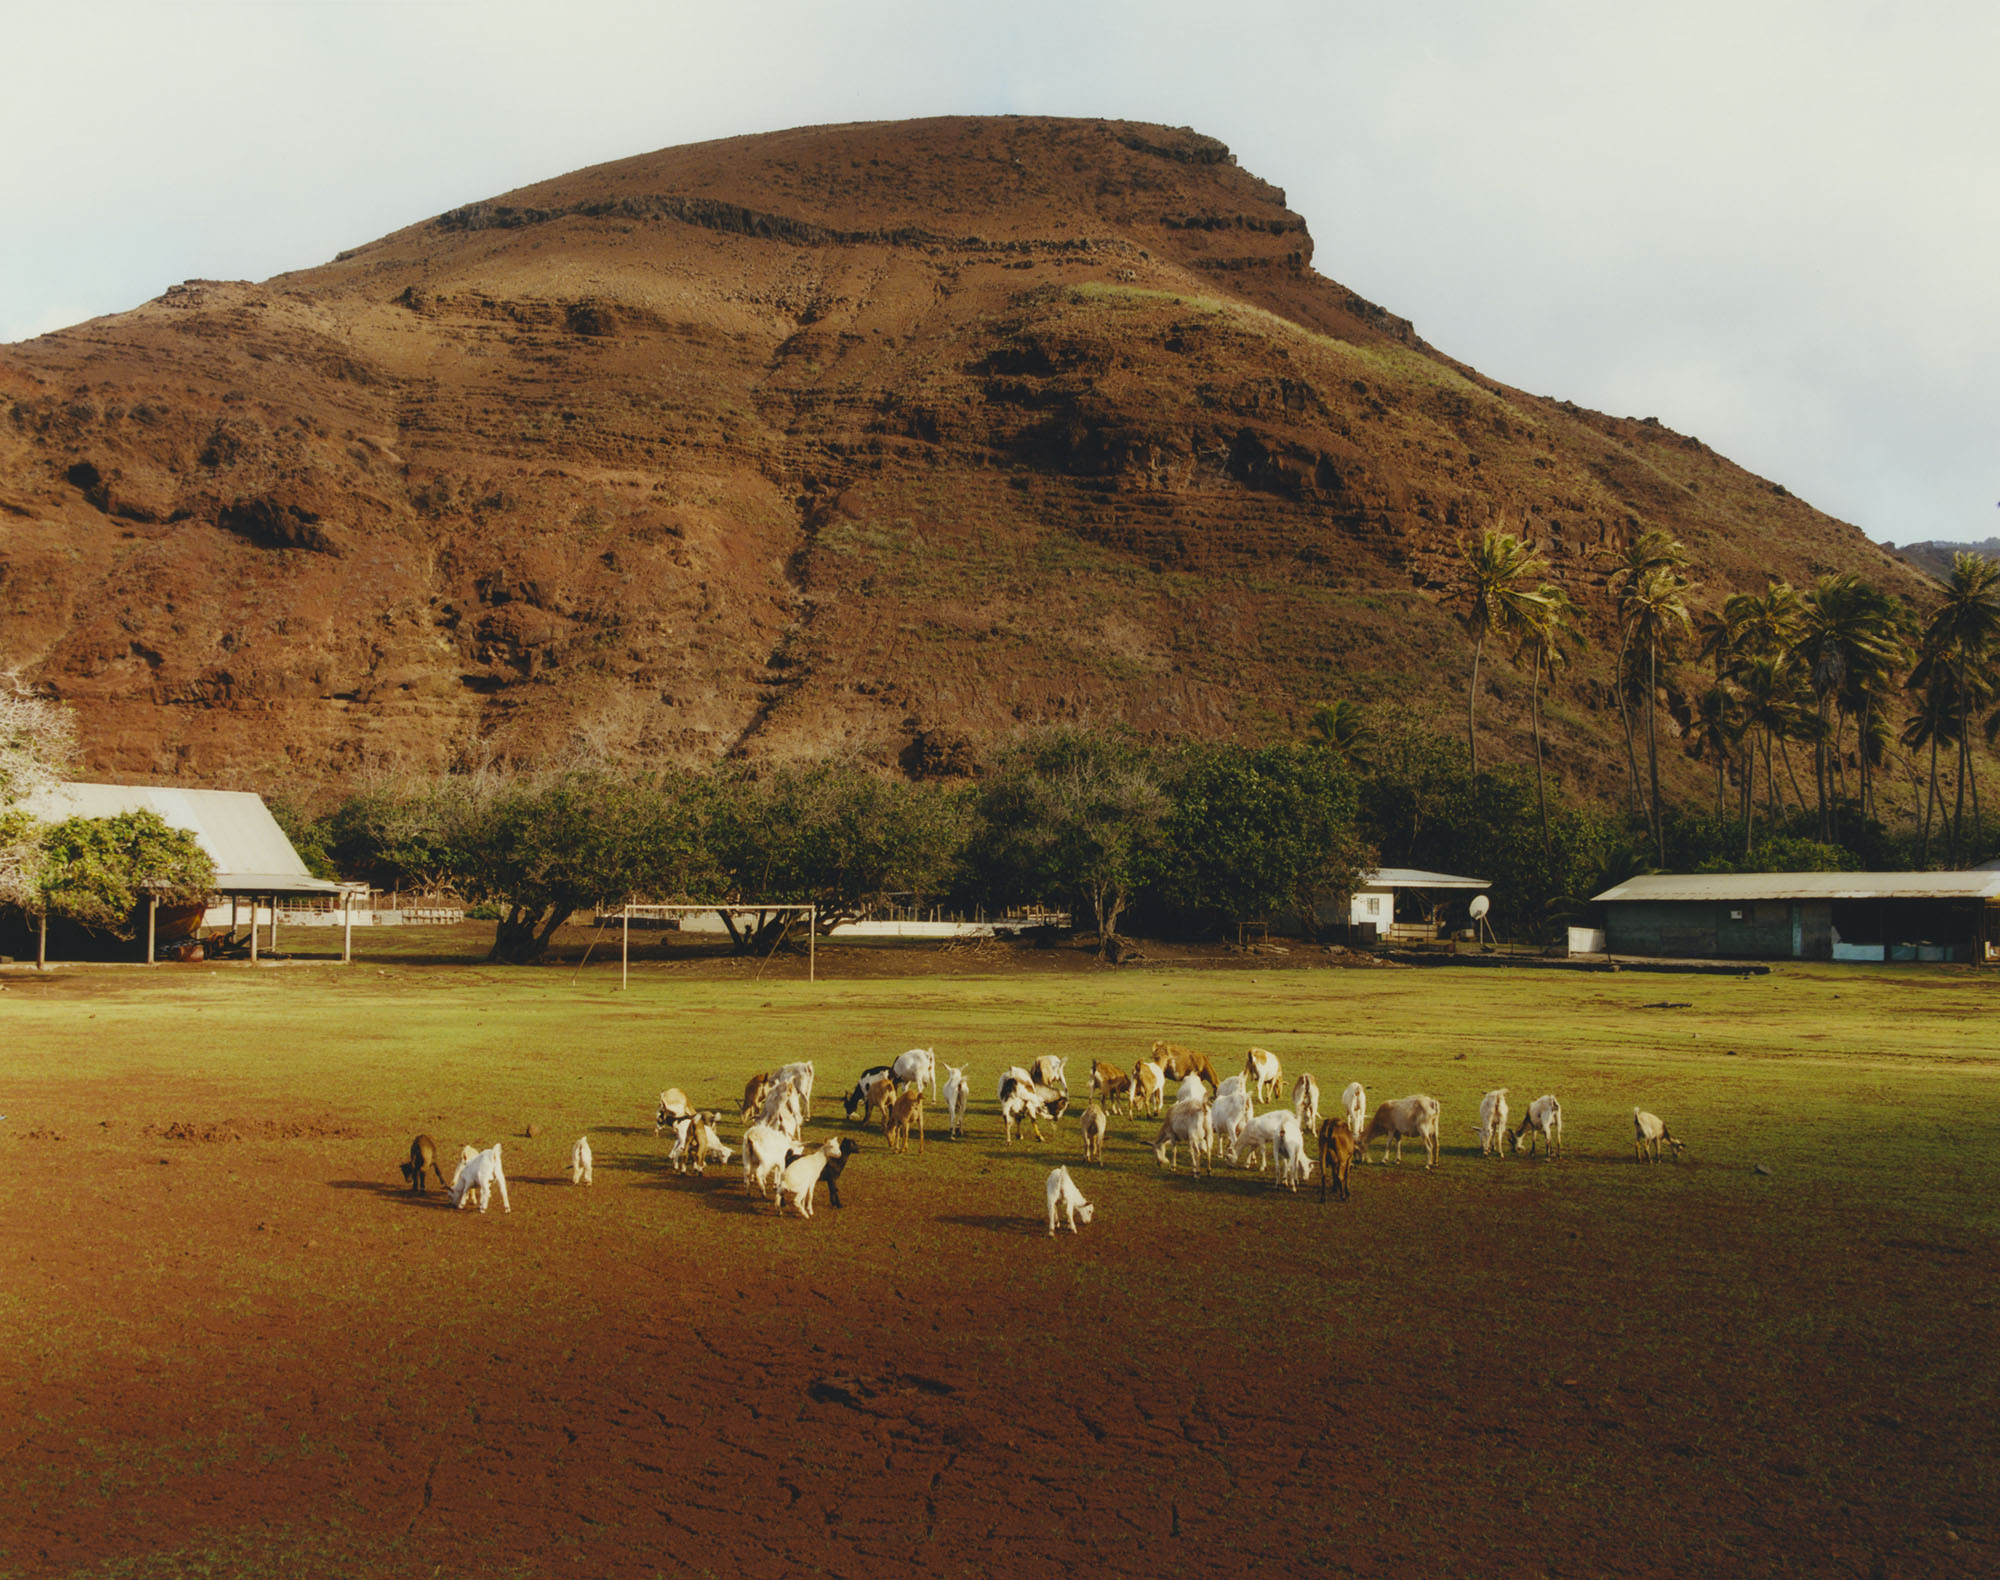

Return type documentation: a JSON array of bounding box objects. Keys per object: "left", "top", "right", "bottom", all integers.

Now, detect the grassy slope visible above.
[{"left": 0, "top": 949, "right": 1995, "bottom": 1577}]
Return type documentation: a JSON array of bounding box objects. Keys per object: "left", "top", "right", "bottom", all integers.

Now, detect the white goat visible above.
[
  {"left": 1292, "top": 1073, "right": 1321, "bottom": 1136},
  {"left": 742, "top": 1123, "right": 796, "bottom": 1200},
  {"left": 771, "top": 1060, "right": 816, "bottom": 1119},
  {"left": 1359, "top": 1095, "right": 1442, "bottom": 1169},
  {"left": 1274, "top": 1112, "right": 1312, "bottom": 1192},
  {"left": 569, "top": 1135, "right": 593, "bottom": 1185},
  {"left": 892, "top": 1047, "right": 937, "bottom": 1096},
  {"left": 1132, "top": 1060, "right": 1167, "bottom": 1117},
  {"left": 1174, "top": 1073, "right": 1208, "bottom": 1109},
  {"left": 447, "top": 1143, "right": 510, "bottom": 1213},
  {"left": 1340, "top": 1081, "right": 1368, "bottom": 1148},
  {"left": 1029, "top": 1055, "right": 1069, "bottom": 1095},
  {"left": 1633, "top": 1108, "right": 1685, "bottom": 1163},
  {"left": 941, "top": 1062, "right": 970, "bottom": 1138},
  {"left": 653, "top": 1088, "right": 693, "bottom": 1136},
  {"left": 1215, "top": 1073, "right": 1248, "bottom": 1101},
  {"left": 1512, "top": 1094, "right": 1563, "bottom": 1160},
  {"left": 758, "top": 1083, "right": 805, "bottom": 1141},
  {"left": 1476, "top": 1088, "right": 1512, "bottom": 1157},
  {"left": 1230, "top": 1108, "right": 1298, "bottom": 1174},
  {"left": 1244, "top": 1047, "right": 1283, "bottom": 1103},
  {"left": 1209, "top": 1088, "right": 1255, "bottom": 1158},
  {"left": 777, "top": 1138, "right": 856, "bottom": 1219},
  {"left": 1152, "top": 1100, "right": 1213, "bottom": 1174},
  {"left": 1045, "top": 1166, "right": 1095, "bottom": 1235}
]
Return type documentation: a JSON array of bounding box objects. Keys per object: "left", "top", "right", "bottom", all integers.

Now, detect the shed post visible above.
[
  {"left": 622, "top": 904, "right": 630, "bottom": 992},
  {"left": 146, "top": 894, "right": 157, "bottom": 966},
  {"left": 342, "top": 890, "right": 353, "bottom": 965},
  {"left": 270, "top": 896, "right": 279, "bottom": 956},
  {"left": 250, "top": 901, "right": 259, "bottom": 964},
  {"left": 809, "top": 905, "right": 816, "bottom": 984}
]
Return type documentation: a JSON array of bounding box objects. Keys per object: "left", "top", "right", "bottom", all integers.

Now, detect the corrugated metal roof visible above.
[
  {"left": 19, "top": 783, "right": 342, "bottom": 895},
  {"left": 1361, "top": 867, "right": 1492, "bottom": 891},
  {"left": 1593, "top": 871, "right": 2000, "bottom": 903}
]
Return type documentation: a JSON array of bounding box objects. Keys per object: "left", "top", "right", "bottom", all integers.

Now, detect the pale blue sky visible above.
[{"left": 4, "top": 0, "right": 1993, "bottom": 546}]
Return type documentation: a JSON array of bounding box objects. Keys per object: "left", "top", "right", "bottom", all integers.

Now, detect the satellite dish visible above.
[{"left": 1469, "top": 895, "right": 1491, "bottom": 920}]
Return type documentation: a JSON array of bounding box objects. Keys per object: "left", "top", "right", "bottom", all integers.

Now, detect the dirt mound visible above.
[
  {"left": 144, "top": 1117, "right": 361, "bottom": 1142},
  {"left": 0, "top": 117, "right": 1925, "bottom": 788}
]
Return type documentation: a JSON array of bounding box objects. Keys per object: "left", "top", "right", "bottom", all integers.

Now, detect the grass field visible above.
[{"left": 1, "top": 940, "right": 1996, "bottom": 1578}]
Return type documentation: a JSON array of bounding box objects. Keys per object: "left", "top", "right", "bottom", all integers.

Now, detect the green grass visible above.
[{"left": 1, "top": 950, "right": 1995, "bottom": 1576}]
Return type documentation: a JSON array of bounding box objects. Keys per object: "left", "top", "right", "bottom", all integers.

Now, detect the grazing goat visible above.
[
  {"left": 1272, "top": 1112, "right": 1311, "bottom": 1192},
  {"left": 1244, "top": 1047, "right": 1284, "bottom": 1103},
  {"left": 999, "top": 1074, "right": 1067, "bottom": 1142},
  {"left": 1132, "top": 1060, "right": 1167, "bottom": 1117},
  {"left": 569, "top": 1135, "right": 593, "bottom": 1186},
  {"left": 891, "top": 1047, "right": 936, "bottom": 1096},
  {"left": 1359, "top": 1095, "right": 1442, "bottom": 1170},
  {"left": 1046, "top": 1166, "right": 1095, "bottom": 1235},
  {"left": 1209, "top": 1088, "right": 1255, "bottom": 1158},
  {"left": 1080, "top": 1102, "right": 1107, "bottom": 1164},
  {"left": 1292, "top": 1074, "right": 1321, "bottom": 1136},
  {"left": 1152, "top": 1100, "right": 1213, "bottom": 1175},
  {"left": 941, "top": 1062, "right": 970, "bottom": 1138},
  {"left": 742, "top": 1122, "right": 800, "bottom": 1200},
  {"left": 844, "top": 1068, "right": 895, "bottom": 1126},
  {"left": 757, "top": 1084, "right": 804, "bottom": 1142},
  {"left": 778, "top": 1138, "right": 859, "bottom": 1219},
  {"left": 1215, "top": 1073, "right": 1248, "bottom": 1100},
  {"left": 1511, "top": 1094, "right": 1564, "bottom": 1160},
  {"left": 1152, "top": 1041, "right": 1221, "bottom": 1090},
  {"left": 884, "top": 1083, "right": 926, "bottom": 1152},
  {"left": 1090, "top": 1060, "right": 1132, "bottom": 1114},
  {"left": 447, "top": 1143, "right": 510, "bottom": 1213},
  {"left": 1339, "top": 1081, "right": 1368, "bottom": 1149},
  {"left": 1029, "top": 1054, "right": 1069, "bottom": 1096},
  {"left": 400, "top": 1134, "right": 449, "bottom": 1195},
  {"left": 670, "top": 1112, "right": 733, "bottom": 1174},
  {"left": 1230, "top": 1109, "right": 1297, "bottom": 1174},
  {"left": 1317, "top": 1118, "right": 1356, "bottom": 1203},
  {"left": 739, "top": 1072, "right": 773, "bottom": 1125},
  {"left": 653, "top": 1088, "right": 694, "bottom": 1136},
  {"left": 771, "top": 1061, "right": 816, "bottom": 1119},
  {"left": 1175, "top": 1073, "right": 1209, "bottom": 1109},
  {"left": 1476, "top": 1088, "right": 1512, "bottom": 1157},
  {"left": 1633, "top": 1108, "right": 1684, "bottom": 1163}
]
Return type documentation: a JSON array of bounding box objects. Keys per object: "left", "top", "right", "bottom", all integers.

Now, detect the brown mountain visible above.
[{"left": 0, "top": 116, "right": 1926, "bottom": 790}]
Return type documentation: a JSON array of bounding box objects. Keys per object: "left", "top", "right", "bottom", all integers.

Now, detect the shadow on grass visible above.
[
  {"left": 328, "top": 1179, "right": 454, "bottom": 1207},
  {"left": 936, "top": 1212, "right": 1043, "bottom": 1237}
]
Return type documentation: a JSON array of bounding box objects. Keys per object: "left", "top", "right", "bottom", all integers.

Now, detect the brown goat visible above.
[
  {"left": 1090, "top": 1061, "right": 1133, "bottom": 1114},
  {"left": 883, "top": 1083, "right": 925, "bottom": 1153},
  {"left": 1317, "top": 1117, "right": 1356, "bottom": 1203},
  {"left": 1151, "top": 1041, "right": 1220, "bottom": 1089}
]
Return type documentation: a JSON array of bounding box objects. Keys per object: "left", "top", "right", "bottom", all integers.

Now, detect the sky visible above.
[{"left": 3, "top": 0, "right": 1993, "bottom": 546}]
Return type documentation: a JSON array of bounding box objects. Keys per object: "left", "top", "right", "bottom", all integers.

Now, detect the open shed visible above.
[
  {"left": 18, "top": 782, "right": 351, "bottom": 963},
  {"left": 1590, "top": 871, "right": 2000, "bottom": 964},
  {"left": 1346, "top": 867, "right": 1493, "bottom": 944}
]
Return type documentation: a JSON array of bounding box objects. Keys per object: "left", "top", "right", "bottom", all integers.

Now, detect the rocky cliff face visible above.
[{"left": 0, "top": 116, "right": 1925, "bottom": 788}]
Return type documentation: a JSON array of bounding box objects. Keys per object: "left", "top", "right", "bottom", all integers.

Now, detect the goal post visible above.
[{"left": 618, "top": 902, "right": 818, "bottom": 989}]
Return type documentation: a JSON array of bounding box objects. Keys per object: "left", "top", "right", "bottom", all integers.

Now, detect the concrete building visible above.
[{"left": 1590, "top": 871, "right": 2000, "bottom": 964}]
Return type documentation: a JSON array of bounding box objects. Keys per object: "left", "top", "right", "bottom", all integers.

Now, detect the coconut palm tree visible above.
[
  {"left": 1515, "top": 583, "right": 1585, "bottom": 864},
  {"left": 1921, "top": 553, "right": 2000, "bottom": 858},
  {"left": 1306, "top": 699, "right": 1377, "bottom": 766},
  {"left": 1796, "top": 573, "right": 1907, "bottom": 841},
  {"left": 1901, "top": 651, "right": 1962, "bottom": 865},
  {"left": 1624, "top": 563, "right": 1695, "bottom": 863},
  {"left": 1609, "top": 532, "right": 1691, "bottom": 822},
  {"left": 1733, "top": 655, "right": 1807, "bottom": 856},
  {"left": 1455, "top": 529, "right": 1550, "bottom": 779}
]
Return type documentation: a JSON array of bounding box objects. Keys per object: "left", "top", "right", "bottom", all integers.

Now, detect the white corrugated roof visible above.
[
  {"left": 1361, "top": 867, "right": 1491, "bottom": 891},
  {"left": 1593, "top": 871, "right": 2000, "bottom": 904},
  {"left": 19, "top": 783, "right": 342, "bottom": 894}
]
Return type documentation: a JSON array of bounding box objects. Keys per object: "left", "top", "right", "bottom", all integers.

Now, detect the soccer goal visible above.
[{"left": 616, "top": 902, "right": 819, "bottom": 988}]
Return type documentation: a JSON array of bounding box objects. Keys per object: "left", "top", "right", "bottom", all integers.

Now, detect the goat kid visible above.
[
  {"left": 1633, "top": 1108, "right": 1685, "bottom": 1163},
  {"left": 569, "top": 1135, "right": 593, "bottom": 1185},
  {"left": 448, "top": 1142, "right": 511, "bottom": 1213},
  {"left": 1046, "top": 1165, "right": 1095, "bottom": 1235}
]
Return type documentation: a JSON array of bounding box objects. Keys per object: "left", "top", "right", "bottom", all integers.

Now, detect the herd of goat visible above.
[{"left": 406, "top": 1040, "right": 1687, "bottom": 1231}]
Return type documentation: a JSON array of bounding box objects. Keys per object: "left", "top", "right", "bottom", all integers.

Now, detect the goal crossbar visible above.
[{"left": 617, "top": 902, "right": 818, "bottom": 988}]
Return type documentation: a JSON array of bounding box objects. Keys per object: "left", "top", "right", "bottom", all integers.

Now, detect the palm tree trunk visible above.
[
  {"left": 1742, "top": 738, "right": 1756, "bottom": 859},
  {"left": 1531, "top": 646, "right": 1551, "bottom": 864},
  {"left": 1778, "top": 735, "right": 1809, "bottom": 818},
  {"left": 1921, "top": 730, "right": 1939, "bottom": 865},
  {"left": 1615, "top": 634, "right": 1645, "bottom": 819},
  {"left": 1647, "top": 639, "right": 1665, "bottom": 863},
  {"left": 1467, "top": 631, "right": 1485, "bottom": 780},
  {"left": 1950, "top": 732, "right": 1967, "bottom": 867}
]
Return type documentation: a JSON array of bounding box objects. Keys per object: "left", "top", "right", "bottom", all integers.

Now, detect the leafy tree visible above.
[
  {"left": 974, "top": 727, "right": 1166, "bottom": 957},
  {"left": 707, "top": 762, "right": 970, "bottom": 950},
  {"left": 1151, "top": 742, "right": 1368, "bottom": 940},
  {"left": 323, "top": 776, "right": 488, "bottom": 896},
  {"left": 459, "top": 772, "right": 712, "bottom": 964},
  {"left": 0, "top": 684, "right": 77, "bottom": 916},
  {"left": 34, "top": 811, "right": 215, "bottom": 935}
]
